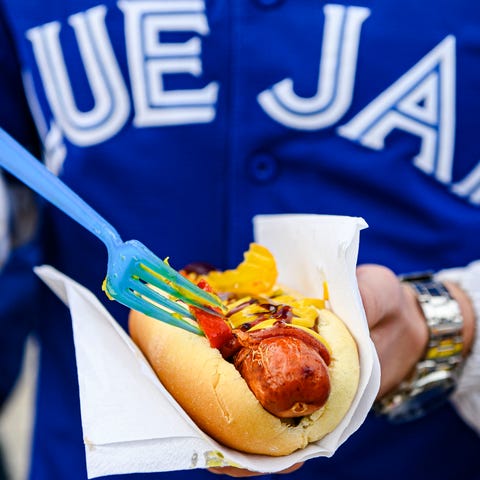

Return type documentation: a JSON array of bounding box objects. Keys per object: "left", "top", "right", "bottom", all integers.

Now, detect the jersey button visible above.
[
  {"left": 248, "top": 153, "right": 278, "bottom": 182},
  {"left": 253, "top": 0, "right": 284, "bottom": 7}
]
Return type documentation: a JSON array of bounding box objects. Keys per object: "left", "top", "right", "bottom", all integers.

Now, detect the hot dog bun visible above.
[{"left": 129, "top": 301, "right": 359, "bottom": 456}]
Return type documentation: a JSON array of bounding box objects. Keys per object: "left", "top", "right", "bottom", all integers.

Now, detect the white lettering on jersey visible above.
[
  {"left": 452, "top": 162, "right": 480, "bottom": 205},
  {"left": 257, "top": 4, "right": 370, "bottom": 130},
  {"left": 118, "top": 0, "right": 219, "bottom": 127},
  {"left": 26, "top": 5, "right": 130, "bottom": 146},
  {"left": 22, "top": 70, "right": 67, "bottom": 174},
  {"left": 338, "top": 36, "right": 456, "bottom": 184}
]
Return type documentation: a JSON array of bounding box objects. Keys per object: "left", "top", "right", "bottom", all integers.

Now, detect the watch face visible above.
[{"left": 385, "top": 380, "right": 455, "bottom": 424}]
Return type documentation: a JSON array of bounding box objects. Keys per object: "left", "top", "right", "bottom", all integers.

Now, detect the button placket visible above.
[
  {"left": 248, "top": 153, "right": 279, "bottom": 182},
  {"left": 252, "top": 0, "right": 284, "bottom": 8}
]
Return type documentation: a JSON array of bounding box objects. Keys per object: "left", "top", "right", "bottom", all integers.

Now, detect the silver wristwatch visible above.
[{"left": 374, "top": 272, "right": 464, "bottom": 423}]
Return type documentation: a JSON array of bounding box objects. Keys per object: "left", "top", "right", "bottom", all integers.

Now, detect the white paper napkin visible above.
[{"left": 35, "top": 214, "right": 380, "bottom": 478}]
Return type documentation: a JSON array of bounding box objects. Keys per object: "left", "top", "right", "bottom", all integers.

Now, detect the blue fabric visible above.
[
  {"left": 0, "top": 241, "right": 41, "bottom": 405},
  {"left": 0, "top": 0, "right": 479, "bottom": 479}
]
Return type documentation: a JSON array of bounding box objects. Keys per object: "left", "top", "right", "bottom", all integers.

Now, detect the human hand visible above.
[
  {"left": 356, "top": 264, "right": 475, "bottom": 398},
  {"left": 208, "top": 463, "right": 303, "bottom": 477}
]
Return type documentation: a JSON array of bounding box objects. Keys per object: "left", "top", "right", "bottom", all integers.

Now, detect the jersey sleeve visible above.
[{"left": 0, "top": 3, "right": 43, "bottom": 406}]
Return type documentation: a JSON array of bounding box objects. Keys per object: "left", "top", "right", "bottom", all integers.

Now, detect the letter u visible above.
[{"left": 27, "top": 6, "right": 130, "bottom": 146}]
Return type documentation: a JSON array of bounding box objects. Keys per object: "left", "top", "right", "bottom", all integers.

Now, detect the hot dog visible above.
[{"left": 128, "top": 244, "right": 360, "bottom": 456}]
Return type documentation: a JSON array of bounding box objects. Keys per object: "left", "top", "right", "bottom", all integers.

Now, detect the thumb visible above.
[{"left": 356, "top": 264, "right": 403, "bottom": 329}]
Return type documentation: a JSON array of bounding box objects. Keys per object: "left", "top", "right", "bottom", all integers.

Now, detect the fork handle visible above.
[{"left": 0, "top": 128, "right": 122, "bottom": 249}]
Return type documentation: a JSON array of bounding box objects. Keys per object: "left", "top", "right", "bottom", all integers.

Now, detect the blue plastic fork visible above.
[{"left": 0, "top": 128, "right": 224, "bottom": 335}]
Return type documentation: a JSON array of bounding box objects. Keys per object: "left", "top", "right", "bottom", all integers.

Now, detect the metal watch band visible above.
[
  {"left": 373, "top": 273, "right": 464, "bottom": 422},
  {"left": 408, "top": 274, "right": 464, "bottom": 366}
]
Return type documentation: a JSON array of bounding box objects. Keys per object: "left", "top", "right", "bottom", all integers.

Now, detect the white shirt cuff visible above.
[{"left": 436, "top": 260, "right": 480, "bottom": 435}]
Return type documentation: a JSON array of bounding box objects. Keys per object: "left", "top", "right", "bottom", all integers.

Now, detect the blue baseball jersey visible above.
[{"left": 0, "top": 1, "right": 479, "bottom": 479}]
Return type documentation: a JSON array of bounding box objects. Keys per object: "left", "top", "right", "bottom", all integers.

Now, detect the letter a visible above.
[{"left": 338, "top": 36, "right": 456, "bottom": 184}]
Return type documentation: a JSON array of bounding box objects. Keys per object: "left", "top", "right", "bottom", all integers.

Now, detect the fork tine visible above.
[
  {"left": 125, "top": 287, "right": 203, "bottom": 335},
  {"left": 137, "top": 261, "right": 225, "bottom": 314},
  {"left": 121, "top": 240, "right": 225, "bottom": 314},
  {"left": 130, "top": 278, "right": 195, "bottom": 319}
]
